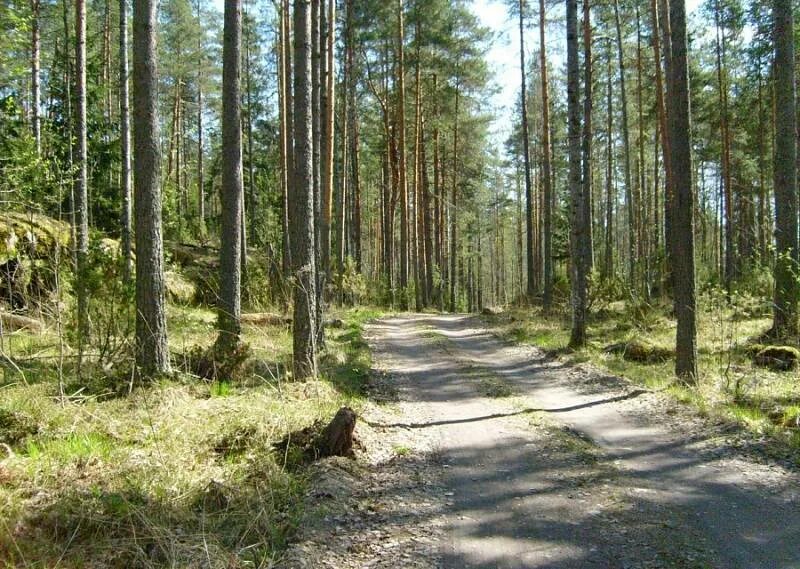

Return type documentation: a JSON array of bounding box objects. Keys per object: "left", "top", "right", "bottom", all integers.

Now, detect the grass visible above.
[
  {"left": 0, "top": 303, "right": 383, "bottom": 567},
  {"left": 486, "top": 294, "right": 800, "bottom": 459}
]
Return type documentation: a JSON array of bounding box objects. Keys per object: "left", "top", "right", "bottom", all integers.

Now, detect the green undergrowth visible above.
[
  {"left": 486, "top": 296, "right": 800, "bottom": 460},
  {"left": 0, "top": 304, "right": 382, "bottom": 567}
]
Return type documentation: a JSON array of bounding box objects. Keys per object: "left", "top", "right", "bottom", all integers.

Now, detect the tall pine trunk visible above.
[
  {"left": 613, "top": 0, "right": 636, "bottom": 291},
  {"left": 31, "top": 0, "right": 41, "bottom": 155},
  {"left": 133, "top": 0, "right": 171, "bottom": 376},
  {"left": 519, "top": 0, "right": 536, "bottom": 300},
  {"left": 397, "top": 0, "right": 409, "bottom": 307},
  {"left": 772, "top": 0, "right": 799, "bottom": 338},
  {"left": 603, "top": 46, "right": 614, "bottom": 280},
  {"left": 567, "top": 0, "right": 588, "bottom": 348},
  {"left": 216, "top": 0, "right": 244, "bottom": 353},
  {"left": 281, "top": 0, "right": 293, "bottom": 277},
  {"left": 120, "top": 0, "right": 133, "bottom": 282},
  {"left": 449, "top": 77, "right": 460, "bottom": 313},
  {"left": 668, "top": 0, "right": 698, "bottom": 381},
  {"left": 291, "top": 0, "right": 318, "bottom": 379},
  {"left": 321, "top": 0, "right": 335, "bottom": 281},
  {"left": 714, "top": 0, "right": 735, "bottom": 293},
  {"left": 540, "top": 0, "right": 554, "bottom": 309},
  {"left": 581, "top": 0, "right": 593, "bottom": 274},
  {"left": 75, "top": 0, "right": 90, "bottom": 368}
]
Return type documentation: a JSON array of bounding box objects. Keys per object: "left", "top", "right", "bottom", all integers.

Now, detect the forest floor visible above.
[
  {"left": 0, "top": 304, "right": 381, "bottom": 567},
  {"left": 282, "top": 313, "right": 800, "bottom": 568}
]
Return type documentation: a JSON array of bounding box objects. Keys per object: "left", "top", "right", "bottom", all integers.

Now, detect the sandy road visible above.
[{"left": 365, "top": 314, "right": 800, "bottom": 569}]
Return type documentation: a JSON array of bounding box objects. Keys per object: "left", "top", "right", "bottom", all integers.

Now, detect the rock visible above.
[
  {"left": 603, "top": 341, "right": 673, "bottom": 364},
  {"left": 481, "top": 306, "right": 504, "bottom": 316},
  {"left": 0, "top": 212, "right": 71, "bottom": 264},
  {"left": 753, "top": 346, "right": 800, "bottom": 372},
  {"left": 326, "top": 318, "right": 345, "bottom": 329},
  {"left": 0, "top": 408, "right": 39, "bottom": 446},
  {"left": 241, "top": 312, "right": 292, "bottom": 326}
]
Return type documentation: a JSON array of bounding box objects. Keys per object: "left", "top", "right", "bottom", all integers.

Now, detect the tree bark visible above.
[
  {"left": 133, "top": 0, "right": 171, "bottom": 376},
  {"left": 321, "top": 0, "right": 335, "bottom": 281},
  {"left": 613, "top": 0, "right": 636, "bottom": 291},
  {"left": 714, "top": 0, "right": 735, "bottom": 293},
  {"left": 310, "top": 0, "right": 325, "bottom": 341},
  {"left": 449, "top": 77, "right": 460, "bottom": 313},
  {"left": 581, "top": 0, "right": 594, "bottom": 275},
  {"left": 291, "top": 0, "right": 318, "bottom": 379},
  {"left": 120, "top": 0, "right": 133, "bottom": 282},
  {"left": 772, "top": 0, "right": 799, "bottom": 338},
  {"left": 567, "top": 0, "right": 587, "bottom": 348},
  {"left": 603, "top": 45, "right": 614, "bottom": 280},
  {"left": 216, "top": 0, "right": 244, "bottom": 353},
  {"left": 649, "top": 0, "right": 670, "bottom": 288},
  {"left": 668, "top": 0, "right": 698, "bottom": 381},
  {"left": 75, "top": 0, "right": 90, "bottom": 368},
  {"left": 397, "top": 0, "right": 409, "bottom": 306},
  {"left": 281, "top": 0, "right": 293, "bottom": 277},
  {"left": 519, "top": 0, "right": 536, "bottom": 300},
  {"left": 539, "top": 0, "right": 554, "bottom": 309}
]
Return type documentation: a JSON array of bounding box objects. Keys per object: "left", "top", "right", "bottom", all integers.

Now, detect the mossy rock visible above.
[
  {"left": 753, "top": 346, "right": 800, "bottom": 372},
  {"left": 604, "top": 341, "right": 673, "bottom": 364},
  {"left": 0, "top": 212, "right": 71, "bottom": 263},
  {"left": 740, "top": 343, "right": 768, "bottom": 359},
  {"left": 0, "top": 408, "right": 39, "bottom": 447}
]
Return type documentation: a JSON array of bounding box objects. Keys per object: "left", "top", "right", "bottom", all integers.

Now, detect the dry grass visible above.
[
  {"left": 0, "top": 305, "right": 382, "bottom": 568},
  {"left": 488, "top": 294, "right": 800, "bottom": 455}
]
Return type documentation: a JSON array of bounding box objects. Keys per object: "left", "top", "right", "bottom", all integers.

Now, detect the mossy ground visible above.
[
  {"left": 0, "top": 304, "right": 382, "bottom": 567},
  {"left": 487, "top": 295, "right": 800, "bottom": 455}
]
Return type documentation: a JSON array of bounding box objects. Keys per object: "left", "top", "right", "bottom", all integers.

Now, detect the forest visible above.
[{"left": 2, "top": 0, "right": 800, "bottom": 564}]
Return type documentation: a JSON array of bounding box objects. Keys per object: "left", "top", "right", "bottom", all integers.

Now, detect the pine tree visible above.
[
  {"left": 771, "top": 0, "right": 798, "bottom": 338},
  {"left": 668, "top": 0, "right": 698, "bottom": 381},
  {"left": 290, "top": 0, "right": 318, "bottom": 379},
  {"left": 216, "top": 0, "right": 244, "bottom": 353},
  {"left": 133, "top": 0, "right": 171, "bottom": 377}
]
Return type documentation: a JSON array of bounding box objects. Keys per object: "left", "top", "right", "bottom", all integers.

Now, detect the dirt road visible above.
[{"left": 361, "top": 314, "right": 800, "bottom": 569}]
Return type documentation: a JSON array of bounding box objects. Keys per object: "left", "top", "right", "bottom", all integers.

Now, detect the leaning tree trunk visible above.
[
  {"left": 216, "top": 0, "right": 244, "bottom": 354},
  {"left": 290, "top": 0, "right": 318, "bottom": 380},
  {"left": 132, "top": 0, "right": 171, "bottom": 377},
  {"left": 668, "top": 0, "right": 698, "bottom": 382},
  {"left": 772, "top": 0, "right": 799, "bottom": 338}
]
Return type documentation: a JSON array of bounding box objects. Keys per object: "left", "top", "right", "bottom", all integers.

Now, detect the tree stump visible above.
[{"left": 314, "top": 407, "right": 357, "bottom": 459}]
